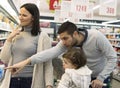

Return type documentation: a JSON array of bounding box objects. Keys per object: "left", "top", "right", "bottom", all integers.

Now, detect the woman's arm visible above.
[
  {"left": 0, "top": 29, "right": 21, "bottom": 64},
  {"left": 0, "top": 41, "right": 12, "bottom": 64}
]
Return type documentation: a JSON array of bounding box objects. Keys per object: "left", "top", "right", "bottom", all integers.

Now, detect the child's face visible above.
[{"left": 62, "top": 58, "right": 76, "bottom": 69}]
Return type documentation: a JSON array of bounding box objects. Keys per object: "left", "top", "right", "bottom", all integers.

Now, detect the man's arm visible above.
[
  {"left": 5, "top": 58, "right": 31, "bottom": 74},
  {"left": 6, "top": 41, "right": 66, "bottom": 74},
  {"left": 91, "top": 31, "right": 117, "bottom": 88},
  {"left": 30, "top": 41, "right": 66, "bottom": 64},
  {"left": 96, "top": 31, "right": 117, "bottom": 82}
]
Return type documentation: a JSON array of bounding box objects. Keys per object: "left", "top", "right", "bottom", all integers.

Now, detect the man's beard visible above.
[{"left": 71, "top": 38, "right": 78, "bottom": 47}]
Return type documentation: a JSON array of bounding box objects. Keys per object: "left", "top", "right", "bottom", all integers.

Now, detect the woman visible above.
[{"left": 0, "top": 3, "right": 53, "bottom": 88}]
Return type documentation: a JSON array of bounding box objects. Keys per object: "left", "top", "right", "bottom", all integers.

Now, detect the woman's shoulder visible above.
[
  {"left": 40, "top": 31, "right": 48, "bottom": 36},
  {"left": 38, "top": 31, "right": 49, "bottom": 38}
]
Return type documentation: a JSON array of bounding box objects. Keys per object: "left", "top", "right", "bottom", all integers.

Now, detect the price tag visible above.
[
  {"left": 99, "top": 0, "right": 117, "bottom": 16},
  {"left": 71, "top": 0, "right": 89, "bottom": 14},
  {"left": 106, "top": 7, "right": 115, "bottom": 14}
]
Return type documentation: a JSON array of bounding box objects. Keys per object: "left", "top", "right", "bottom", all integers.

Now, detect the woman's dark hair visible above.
[
  {"left": 20, "top": 3, "right": 40, "bottom": 36},
  {"left": 62, "top": 47, "right": 87, "bottom": 69},
  {"left": 57, "top": 21, "right": 79, "bottom": 35}
]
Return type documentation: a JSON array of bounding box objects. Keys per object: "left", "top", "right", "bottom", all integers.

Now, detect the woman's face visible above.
[{"left": 19, "top": 7, "right": 33, "bottom": 27}]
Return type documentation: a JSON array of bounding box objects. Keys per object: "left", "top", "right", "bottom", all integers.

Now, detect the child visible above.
[{"left": 57, "top": 47, "right": 92, "bottom": 88}]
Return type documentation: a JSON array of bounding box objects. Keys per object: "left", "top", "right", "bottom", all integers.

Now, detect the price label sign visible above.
[
  {"left": 99, "top": 0, "right": 117, "bottom": 16},
  {"left": 71, "top": 0, "right": 89, "bottom": 14},
  {"left": 85, "top": 12, "right": 93, "bottom": 19},
  {"left": 106, "top": 7, "right": 115, "bottom": 14},
  {"left": 54, "top": 10, "right": 64, "bottom": 23}
]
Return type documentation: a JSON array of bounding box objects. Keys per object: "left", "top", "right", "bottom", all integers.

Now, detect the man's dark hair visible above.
[
  {"left": 20, "top": 3, "right": 40, "bottom": 36},
  {"left": 57, "top": 21, "right": 79, "bottom": 35},
  {"left": 62, "top": 47, "right": 87, "bottom": 69}
]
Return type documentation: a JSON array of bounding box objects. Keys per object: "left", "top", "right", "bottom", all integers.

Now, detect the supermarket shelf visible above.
[
  {"left": 0, "top": 47, "right": 3, "bottom": 50},
  {"left": 108, "top": 39, "right": 120, "bottom": 41},
  {"left": 0, "top": 37, "right": 7, "bottom": 40},
  {"left": 0, "top": 28, "right": 11, "bottom": 32},
  {"left": 0, "top": 5, "right": 18, "bottom": 24},
  {"left": 114, "top": 45, "right": 120, "bottom": 48},
  {"left": 105, "top": 33, "right": 120, "bottom": 35}
]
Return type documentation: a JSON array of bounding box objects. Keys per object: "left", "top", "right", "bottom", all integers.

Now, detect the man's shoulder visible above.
[
  {"left": 88, "top": 29, "right": 99, "bottom": 33},
  {"left": 88, "top": 29, "right": 100, "bottom": 37}
]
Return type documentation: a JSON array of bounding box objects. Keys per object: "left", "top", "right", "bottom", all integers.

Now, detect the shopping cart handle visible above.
[
  {"left": 90, "top": 83, "right": 107, "bottom": 86},
  {"left": 102, "top": 83, "right": 107, "bottom": 86}
]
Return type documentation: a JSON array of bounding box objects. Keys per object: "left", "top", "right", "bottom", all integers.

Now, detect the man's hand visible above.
[
  {"left": 5, "top": 58, "right": 31, "bottom": 75},
  {"left": 6, "top": 65, "right": 24, "bottom": 75},
  {"left": 91, "top": 79, "right": 105, "bottom": 88},
  {"left": 46, "top": 85, "right": 53, "bottom": 88}
]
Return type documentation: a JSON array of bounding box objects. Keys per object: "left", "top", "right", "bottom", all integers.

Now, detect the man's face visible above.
[{"left": 59, "top": 31, "right": 77, "bottom": 47}]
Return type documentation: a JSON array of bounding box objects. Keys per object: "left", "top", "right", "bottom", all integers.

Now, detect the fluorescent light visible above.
[
  {"left": 102, "top": 20, "right": 120, "bottom": 24},
  {"left": 92, "top": 0, "right": 115, "bottom": 10},
  {"left": 92, "top": 5, "right": 100, "bottom": 10},
  {"left": 104, "top": 0, "right": 114, "bottom": 4},
  {"left": 0, "top": 0, "right": 17, "bottom": 17}
]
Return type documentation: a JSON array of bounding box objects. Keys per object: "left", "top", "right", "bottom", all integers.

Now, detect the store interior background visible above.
[
  {"left": 0, "top": 0, "right": 120, "bottom": 88},
  {"left": 1, "top": 0, "right": 120, "bottom": 24}
]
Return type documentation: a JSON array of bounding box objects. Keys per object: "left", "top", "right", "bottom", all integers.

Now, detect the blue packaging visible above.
[{"left": 0, "top": 64, "right": 5, "bottom": 81}]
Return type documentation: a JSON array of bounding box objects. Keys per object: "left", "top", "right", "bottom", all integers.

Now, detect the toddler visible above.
[{"left": 57, "top": 47, "right": 92, "bottom": 88}]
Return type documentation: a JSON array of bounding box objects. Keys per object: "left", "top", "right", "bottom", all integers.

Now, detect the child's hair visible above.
[{"left": 62, "top": 47, "right": 87, "bottom": 69}]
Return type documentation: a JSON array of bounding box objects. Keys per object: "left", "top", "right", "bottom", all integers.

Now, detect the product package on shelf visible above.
[{"left": 0, "top": 63, "right": 5, "bottom": 82}]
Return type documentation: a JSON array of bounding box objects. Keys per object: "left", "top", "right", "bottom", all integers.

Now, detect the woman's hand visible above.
[
  {"left": 5, "top": 58, "right": 31, "bottom": 75},
  {"left": 7, "top": 29, "right": 21, "bottom": 42}
]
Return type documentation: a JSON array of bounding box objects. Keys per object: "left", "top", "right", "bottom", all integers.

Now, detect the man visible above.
[{"left": 6, "top": 21, "right": 117, "bottom": 88}]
